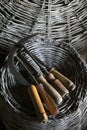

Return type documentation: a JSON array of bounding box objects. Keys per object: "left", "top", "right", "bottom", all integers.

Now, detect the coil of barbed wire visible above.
[
  {"left": 0, "top": 38, "right": 87, "bottom": 130},
  {"left": 0, "top": 0, "right": 87, "bottom": 130},
  {"left": 0, "top": 0, "right": 87, "bottom": 54}
]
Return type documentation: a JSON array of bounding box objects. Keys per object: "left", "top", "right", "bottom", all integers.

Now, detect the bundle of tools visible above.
[{"left": 8, "top": 35, "right": 76, "bottom": 124}]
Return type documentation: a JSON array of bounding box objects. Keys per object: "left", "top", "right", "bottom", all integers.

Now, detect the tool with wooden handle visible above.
[
  {"left": 17, "top": 53, "right": 62, "bottom": 104},
  {"left": 21, "top": 46, "right": 69, "bottom": 97},
  {"left": 13, "top": 36, "right": 72, "bottom": 100},
  {"left": 37, "top": 75, "right": 62, "bottom": 104},
  {"left": 28, "top": 85, "right": 48, "bottom": 124},
  {"left": 14, "top": 35, "right": 72, "bottom": 94},
  {"left": 17, "top": 53, "right": 59, "bottom": 115},
  {"left": 14, "top": 35, "right": 75, "bottom": 91},
  {"left": 27, "top": 52, "right": 76, "bottom": 91},
  {"left": 8, "top": 45, "right": 48, "bottom": 123},
  {"left": 46, "top": 73, "right": 69, "bottom": 97},
  {"left": 36, "top": 84, "right": 59, "bottom": 115},
  {"left": 8, "top": 45, "right": 59, "bottom": 123},
  {"left": 17, "top": 54, "right": 59, "bottom": 114},
  {"left": 50, "top": 68, "right": 76, "bottom": 91},
  {"left": 17, "top": 56, "right": 59, "bottom": 115}
]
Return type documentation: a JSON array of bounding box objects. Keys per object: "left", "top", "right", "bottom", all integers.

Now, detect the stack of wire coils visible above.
[
  {"left": 0, "top": 0, "right": 87, "bottom": 130},
  {"left": 0, "top": 37, "right": 87, "bottom": 130}
]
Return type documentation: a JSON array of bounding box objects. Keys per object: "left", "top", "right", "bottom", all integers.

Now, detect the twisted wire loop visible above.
[
  {"left": 0, "top": 38, "right": 87, "bottom": 130},
  {"left": 0, "top": 0, "right": 87, "bottom": 56},
  {"left": 0, "top": 0, "right": 44, "bottom": 52},
  {"left": 32, "top": 0, "right": 87, "bottom": 58}
]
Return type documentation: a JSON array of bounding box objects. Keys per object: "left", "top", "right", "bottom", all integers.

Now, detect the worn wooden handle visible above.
[
  {"left": 50, "top": 68, "right": 76, "bottom": 91},
  {"left": 47, "top": 73, "right": 69, "bottom": 97},
  {"left": 28, "top": 85, "right": 48, "bottom": 124},
  {"left": 38, "top": 75, "right": 62, "bottom": 104},
  {"left": 36, "top": 84, "right": 59, "bottom": 115}
]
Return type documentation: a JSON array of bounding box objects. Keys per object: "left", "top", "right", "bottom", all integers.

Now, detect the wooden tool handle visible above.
[
  {"left": 50, "top": 68, "right": 76, "bottom": 91},
  {"left": 47, "top": 73, "right": 69, "bottom": 97},
  {"left": 38, "top": 75, "right": 62, "bottom": 104},
  {"left": 28, "top": 85, "right": 48, "bottom": 124},
  {"left": 36, "top": 84, "right": 59, "bottom": 115}
]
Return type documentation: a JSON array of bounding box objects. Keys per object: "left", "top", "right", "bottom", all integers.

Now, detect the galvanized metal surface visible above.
[
  {"left": 0, "top": 39, "right": 87, "bottom": 130},
  {"left": 0, "top": 0, "right": 87, "bottom": 130}
]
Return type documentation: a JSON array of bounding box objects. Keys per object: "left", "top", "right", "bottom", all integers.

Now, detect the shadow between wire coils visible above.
[{"left": 0, "top": 37, "right": 87, "bottom": 130}]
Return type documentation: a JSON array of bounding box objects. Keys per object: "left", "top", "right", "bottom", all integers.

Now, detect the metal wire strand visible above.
[{"left": 0, "top": 39, "right": 87, "bottom": 130}]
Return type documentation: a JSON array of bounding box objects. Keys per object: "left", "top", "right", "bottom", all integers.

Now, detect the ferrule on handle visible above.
[
  {"left": 28, "top": 85, "right": 48, "bottom": 124},
  {"left": 38, "top": 75, "right": 62, "bottom": 104},
  {"left": 50, "top": 68, "right": 76, "bottom": 91}
]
